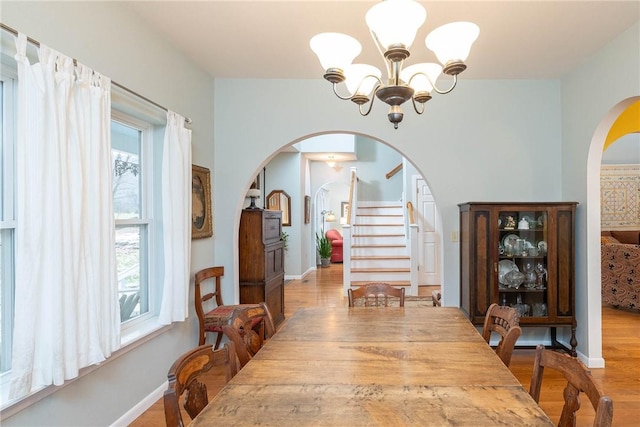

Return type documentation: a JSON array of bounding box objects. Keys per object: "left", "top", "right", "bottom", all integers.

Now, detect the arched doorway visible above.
[
  {"left": 241, "top": 132, "right": 443, "bottom": 293},
  {"left": 585, "top": 97, "right": 640, "bottom": 367}
]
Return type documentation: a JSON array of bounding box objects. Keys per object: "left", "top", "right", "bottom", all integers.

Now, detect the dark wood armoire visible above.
[{"left": 239, "top": 208, "right": 285, "bottom": 327}]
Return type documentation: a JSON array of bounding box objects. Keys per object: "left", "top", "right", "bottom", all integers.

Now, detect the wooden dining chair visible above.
[
  {"left": 347, "top": 282, "right": 405, "bottom": 307},
  {"left": 529, "top": 344, "right": 613, "bottom": 427},
  {"left": 221, "top": 302, "right": 276, "bottom": 368},
  {"left": 194, "top": 266, "right": 264, "bottom": 348},
  {"left": 482, "top": 303, "right": 522, "bottom": 367},
  {"left": 163, "top": 342, "right": 238, "bottom": 427}
]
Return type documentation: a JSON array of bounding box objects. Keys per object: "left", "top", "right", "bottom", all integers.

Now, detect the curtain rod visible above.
[{"left": 0, "top": 22, "right": 193, "bottom": 125}]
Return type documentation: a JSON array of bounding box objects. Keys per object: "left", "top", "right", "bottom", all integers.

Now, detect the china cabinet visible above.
[
  {"left": 239, "top": 209, "right": 285, "bottom": 327},
  {"left": 459, "top": 202, "right": 578, "bottom": 356}
]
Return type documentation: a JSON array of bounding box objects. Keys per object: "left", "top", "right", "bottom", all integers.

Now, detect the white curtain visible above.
[
  {"left": 10, "top": 34, "right": 120, "bottom": 398},
  {"left": 158, "top": 111, "right": 192, "bottom": 324}
]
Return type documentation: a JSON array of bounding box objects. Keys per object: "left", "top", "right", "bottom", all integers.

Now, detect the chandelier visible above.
[{"left": 310, "top": 0, "right": 479, "bottom": 129}]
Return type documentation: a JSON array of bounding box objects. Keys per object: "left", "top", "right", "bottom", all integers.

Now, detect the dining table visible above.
[{"left": 190, "top": 306, "right": 554, "bottom": 426}]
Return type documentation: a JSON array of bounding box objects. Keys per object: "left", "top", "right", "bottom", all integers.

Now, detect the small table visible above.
[{"left": 191, "top": 306, "right": 553, "bottom": 426}]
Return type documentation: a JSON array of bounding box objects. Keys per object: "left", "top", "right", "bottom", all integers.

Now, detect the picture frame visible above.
[
  {"left": 341, "top": 201, "right": 350, "bottom": 220},
  {"left": 304, "top": 195, "right": 311, "bottom": 224},
  {"left": 192, "top": 164, "right": 213, "bottom": 239}
]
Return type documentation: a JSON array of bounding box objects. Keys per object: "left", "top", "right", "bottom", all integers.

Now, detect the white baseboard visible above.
[{"left": 110, "top": 381, "right": 167, "bottom": 427}]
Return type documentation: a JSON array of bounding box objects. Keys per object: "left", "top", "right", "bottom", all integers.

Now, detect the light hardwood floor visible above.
[{"left": 131, "top": 264, "right": 640, "bottom": 426}]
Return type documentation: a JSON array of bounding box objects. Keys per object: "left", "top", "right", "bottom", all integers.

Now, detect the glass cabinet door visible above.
[{"left": 497, "top": 209, "right": 549, "bottom": 318}]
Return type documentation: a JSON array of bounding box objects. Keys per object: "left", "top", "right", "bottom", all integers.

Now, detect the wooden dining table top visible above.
[{"left": 190, "top": 306, "right": 554, "bottom": 426}]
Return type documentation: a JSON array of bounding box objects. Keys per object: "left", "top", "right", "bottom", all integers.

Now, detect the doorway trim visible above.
[{"left": 585, "top": 96, "right": 639, "bottom": 368}]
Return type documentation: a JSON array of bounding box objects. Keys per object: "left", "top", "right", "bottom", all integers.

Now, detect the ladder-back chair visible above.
[{"left": 348, "top": 282, "right": 405, "bottom": 307}]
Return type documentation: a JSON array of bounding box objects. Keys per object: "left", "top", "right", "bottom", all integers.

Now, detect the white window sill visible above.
[{"left": 0, "top": 317, "right": 172, "bottom": 419}]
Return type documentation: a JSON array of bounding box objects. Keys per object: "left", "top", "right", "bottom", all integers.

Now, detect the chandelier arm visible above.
[
  {"left": 406, "top": 72, "right": 459, "bottom": 96},
  {"left": 411, "top": 97, "right": 425, "bottom": 115},
  {"left": 331, "top": 83, "right": 356, "bottom": 101},
  {"left": 358, "top": 84, "right": 381, "bottom": 117},
  {"left": 356, "top": 74, "right": 384, "bottom": 96},
  {"left": 430, "top": 73, "right": 459, "bottom": 95}
]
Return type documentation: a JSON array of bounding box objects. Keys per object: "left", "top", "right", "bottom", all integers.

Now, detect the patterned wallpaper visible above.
[{"left": 601, "top": 164, "right": 640, "bottom": 230}]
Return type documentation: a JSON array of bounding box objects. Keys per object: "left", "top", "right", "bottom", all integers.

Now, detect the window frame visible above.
[
  {"left": 1, "top": 72, "right": 17, "bottom": 375},
  {"left": 111, "top": 110, "right": 158, "bottom": 330}
]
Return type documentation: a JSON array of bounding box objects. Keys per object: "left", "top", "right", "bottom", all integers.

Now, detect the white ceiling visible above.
[{"left": 125, "top": 0, "right": 639, "bottom": 80}]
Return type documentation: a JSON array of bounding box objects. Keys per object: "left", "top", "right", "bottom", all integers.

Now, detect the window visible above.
[
  {"left": 0, "top": 47, "right": 167, "bottom": 411},
  {"left": 1, "top": 75, "right": 16, "bottom": 375},
  {"left": 111, "top": 112, "right": 156, "bottom": 325}
]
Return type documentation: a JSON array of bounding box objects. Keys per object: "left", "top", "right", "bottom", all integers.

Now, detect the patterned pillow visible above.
[{"left": 601, "top": 235, "right": 621, "bottom": 244}]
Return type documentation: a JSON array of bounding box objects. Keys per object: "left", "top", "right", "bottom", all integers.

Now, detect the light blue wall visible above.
[
  {"left": 602, "top": 133, "right": 640, "bottom": 164},
  {"left": 353, "top": 137, "right": 403, "bottom": 201},
  {"left": 2, "top": 1, "right": 215, "bottom": 426},
  {"left": 264, "top": 152, "right": 304, "bottom": 276},
  {"left": 561, "top": 21, "right": 640, "bottom": 364}
]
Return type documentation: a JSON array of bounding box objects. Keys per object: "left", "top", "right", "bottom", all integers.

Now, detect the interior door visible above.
[{"left": 416, "top": 178, "right": 440, "bottom": 285}]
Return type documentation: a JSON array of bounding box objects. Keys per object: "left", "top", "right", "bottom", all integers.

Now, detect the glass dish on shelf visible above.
[
  {"left": 498, "top": 260, "right": 518, "bottom": 284},
  {"left": 502, "top": 233, "right": 520, "bottom": 256},
  {"left": 537, "top": 240, "right": 548, "bottom": 255}
]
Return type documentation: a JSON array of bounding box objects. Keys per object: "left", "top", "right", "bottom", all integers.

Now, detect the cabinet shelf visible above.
[
  {"left": 498, "top": 287, "right": 546, "bottom": 293},
  {"left": 499, "top": 255, "right": 545, "bottom": 260},
  {"left": 459, "top": 201, "right": 578, "bottom": 356}
]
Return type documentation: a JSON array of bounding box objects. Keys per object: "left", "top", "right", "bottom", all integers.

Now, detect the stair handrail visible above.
[
  {"left": 343, "top": 169, "right": 358, "bottom": 296},
  {"left": 405, "top": 201, "right": 419, "bottom": 295},
  {"left": 406, "top": 201, "right": 415, "bottom": 225},
  {"left": 346, "top": 169, "right": 357, "bottom": 225},
  {"left": 385, "top": 163, "right": 403, "bottom": 180}
]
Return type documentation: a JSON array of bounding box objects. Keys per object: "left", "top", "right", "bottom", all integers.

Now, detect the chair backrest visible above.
[
  {"left": 348, "top": 283, "right": 405, "bottom": 307},
  {"left": 194, "top": 266, "right": 224, "bottom": 344},
  {"left": 221, "top": 302, "right": 276, "bottom": 368},
  {"left": 163, "top": 342, "right": 238, "bottom": 427},
  {"left": 482, "top": 303, "right": 522, "bottom": 366},
  {"left": 529, "top": 344, "right": 613, "bottom": 427}
]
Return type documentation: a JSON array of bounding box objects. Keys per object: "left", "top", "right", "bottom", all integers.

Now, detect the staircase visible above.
[{"left": 348, "top": 201, "right": 411, "bottom": 286}]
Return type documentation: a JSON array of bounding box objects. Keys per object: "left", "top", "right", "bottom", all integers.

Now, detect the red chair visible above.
[{"left": 325, "top": 229, "right": 343, "bottom": 263}]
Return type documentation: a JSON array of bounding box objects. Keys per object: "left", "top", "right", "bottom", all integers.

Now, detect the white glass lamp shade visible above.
[
  {"left": 365, "top": 0, "right": 426, "bottom": 50},
  {"left": 326, "top": 212, "right": 337, "bottom": 222},
  {"left": 310, "top": 32, "right": 362, "bottom": 71},
  {"left": 246, "top": 189, "right": 261, "bottom": 198},
  {"left": 425, "top": 22, "right": 480, "bottom": 65},
  {"left": 401, "top": 63, "right": 443, "bottom": 93},
  {"left": 344, "top": 64, "right": 382, "bottom": 96}
]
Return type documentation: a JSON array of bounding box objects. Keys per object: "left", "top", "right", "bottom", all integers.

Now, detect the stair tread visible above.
[
  {"left": 356, "top": 214, "right": 403, "bottom": 217},
  {"left": 351, "top": 267, "right": 410, "bottom": 272}
]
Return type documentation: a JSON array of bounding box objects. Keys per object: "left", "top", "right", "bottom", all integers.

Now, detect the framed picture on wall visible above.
[
  {"left": 192, "top": 164, "right": 213, "bottom": 239},
  {"left": 305, "top": 195, "right": 311, "bottom": 224},
  {"left": 341, "top": 201, "right": 350, "bottom": 220}
]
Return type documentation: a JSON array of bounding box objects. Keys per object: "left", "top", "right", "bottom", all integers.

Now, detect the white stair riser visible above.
[
  {"left": 353, "top": 236, "right": 406, "bottom": 245},
  {"left": 351, "top": 246, "right": 408, "bottom": 256},
  {"left": 351, "top": 271, "right": 411, "bottom": 282},
  {"left": 354, "top": 216, "right": 404, "bottom": 226},
  {"left": 357, "top": 201, "right": 401, "bottom": 207},
  {"left": 353, "top": 225, "right": 405, "bottom": 234},
  {"left": 351, "top": 259, "right": 410, "bottom": 269},
  {"left": 356, "top": 207, "right": 403, "bottom": 216}
]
